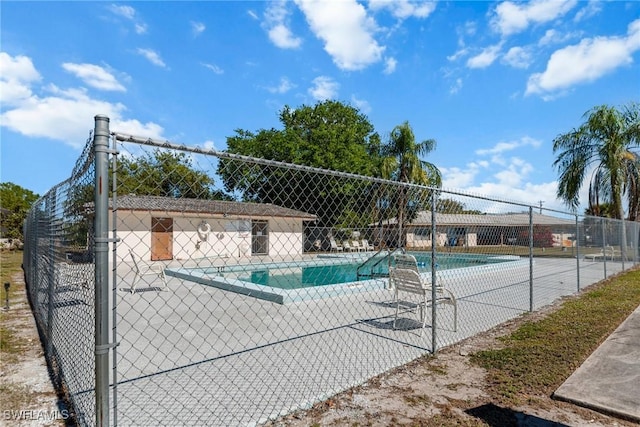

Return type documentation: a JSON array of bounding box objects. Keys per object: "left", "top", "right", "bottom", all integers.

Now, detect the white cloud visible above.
[
  {"left": 2, "top": 85, "right": 163, "bottom": 148},
  {"left": 350, "top": 95, "right": 371, "bottom": 113},
  {"left": 466, "top": 43, "right": 502, "bottom": 69},
  {"left": 266, "top": 77, "right": 295, "bottom": 94},
  {"left": 526, "top": 19, "right": 640, "bottom": 97},
  {"left": 441, "top": 165, "right": 479, "bottom": 189},
  {"left": 202, "top": 140, "right": 216, "bottom": 151},
  {"left": 264, "top": 1, "right": 302, "bottom": 49},
  {"left": 448, "top": 21, "right": 476, "bottom": 62},
  {"left": 490, "top": 0, "right": 578, "bottom": 36},
  {"left": 134, "top": 23, "right": 148, "bottom": 34},
  {"left": 464, "top": 180, "right": 561, "bottom": 211},
  {"left": 269, "top": 24, "right": 303, "bottom": 49},
  {"left": 574, "top": 0, "right": 602, "bottom": 22},
  {"left": 0, "top": 52, "right": 41, "bottom": 106},
  {"left": 475, "top": 136, "right": 542, "bottom": 155},
  {"left": 442, "top": 140, "right": 568, "bottom": 210},
  {"left": 383, "top": 57, "right": 397, "bottom": 74},
  {"left": 109, "top": 4, "right": 135, "bottom": 20},
  {"left": 202, "top": 63, "right": 224, "bottom": 75},
  {"left": 494, "top": 157, "right": 533, "bottom": 186},
  {"left": 447, "top": 47, "right": 468, "bottom": 62},
  {"left": 108, "top": 4, "right": 147, "bottom": 34},
  {"left": 368, "top": 0, "right": 436, "bottom": 19},
  {"left": 0, "top": 52, "right": 41, "bottom": 82},
  {"left": 191, "top": 21, "right": 206, "bottom": 36},
  {"left": 308, "top": 76, "right": 339, "bottom": 100},
  {"left": 440, "top": 135, "right": 573, "bottom": 210},
  {"left": 136, "top": 48, "right": 167, "bottom": 68},
  {"left": 0, "top": 53, "right": 164, "bottom": 148},
  {"left": 501, "top": 46, "right": 533, "bottom": 69},
  {"left": 449, "top": 78, "right": 463, "bottom": 94},
  {"left": 62, "top": 62, "right": 126, "bottom": 91},
  {"left": 295, "top": 0, "right": 384, "bottom": 71}
]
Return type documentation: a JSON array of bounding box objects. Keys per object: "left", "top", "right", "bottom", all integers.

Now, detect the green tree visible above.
[
  {"left": 553, "top": 103, "right": 640, "bottom": 221},
  {"left": 218, "top": 100, "right": 382, "bottom": 226},
  {"left": 436, "top": 198, "right": 483, "bottom": 214},
  {"left": 584, "top": 203, "right": 617, "bottom": 218},
  {"left": 0, "top": 182, "right": 39, "bottom": 240},
  {"left": 115, "top": 149, "right": 226, "bottom": 199},
  {"left": 378, "top": 121, "right": 442, "bottom": 246}
]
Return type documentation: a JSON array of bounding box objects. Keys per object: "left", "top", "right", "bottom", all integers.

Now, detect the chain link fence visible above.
[
  {"left": 23, "top": 133, "right": 98, "bottom": 425},
  {"left": 23, "top": 116, "right": 640, "bottom": 426}
]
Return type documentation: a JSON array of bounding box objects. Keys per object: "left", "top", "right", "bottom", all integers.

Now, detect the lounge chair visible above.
[
  {"left": 343, "top": 240, "right": 356, "bottom": 252},
  {"left": 361, "top": 239, "right": 375, "bottom": 251},
  {"left": 389, "top": 254, "right": 457, "bottom": 335},
  {"left": 330, "top": 238, "right": 343, "bottom": 252},
  {"left": 584, "top": 245, "right": 615, "bottom": 262},
  {"left": 351, "top": 240, "right": 364, "bottom": 252},
  {"left": 128, "top": 250, "right": 168, "bottom": 294}
]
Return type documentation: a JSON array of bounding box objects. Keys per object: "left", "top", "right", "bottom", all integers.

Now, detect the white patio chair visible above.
[
  {"left": 389, "top": 254, "right": 457, "bottom": 335},
  {"left": 361, "top": 239, "right": 375, "bottom": 251},
  {"left": 330, "top": 238, "right": 343, "bottom": 252},
  {"left": 128, "top": 250, "right": 168, "bottom": 294},
  {"left": 343, "top": 240, "right": 356, "bottom": 252},
  {"left": 351, "top": 240, "right": 364, "bottom": 252},
  {"left": 584, "top": 245, "right": 615, "bottom": 262}
]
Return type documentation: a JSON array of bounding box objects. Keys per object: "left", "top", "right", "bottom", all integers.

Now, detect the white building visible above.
[{"left": 112, "top": 195, "right": 316, "bottom": 262}]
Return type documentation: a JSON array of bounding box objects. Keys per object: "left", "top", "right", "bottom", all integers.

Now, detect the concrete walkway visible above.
[{"left": 554, "top": 303, "right": 640, "bottom": 423}]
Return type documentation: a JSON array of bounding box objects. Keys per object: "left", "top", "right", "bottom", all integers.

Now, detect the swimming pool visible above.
[
  {"left": 165, "top": 252, "right": 528, "bottom": 304},
  {"left": 237, "top": 253, "right": 509, "bottom": 290}
]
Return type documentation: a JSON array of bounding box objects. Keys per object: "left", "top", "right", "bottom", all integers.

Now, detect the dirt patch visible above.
[
  {"left": 0, "top": 270, "right": 68, "bottom": 427},
  {"left": 266, "top": 300, "right": 636, "bottom": 427}
]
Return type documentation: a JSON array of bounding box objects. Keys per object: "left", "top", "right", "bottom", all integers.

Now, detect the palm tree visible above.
[
  {"left": 379, "top": 121, "right": 442, "bottom": 247},
  {"left": 553, "top": 103, "right": 640, "bottom": 221}
]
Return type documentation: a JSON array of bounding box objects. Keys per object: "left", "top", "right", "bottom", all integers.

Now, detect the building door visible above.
[
  {"left": 251, "top": 220, "right": 268, "bottom": 255},
  {"left": 151, "top": 217, "right": 173, "bottom": 261}
]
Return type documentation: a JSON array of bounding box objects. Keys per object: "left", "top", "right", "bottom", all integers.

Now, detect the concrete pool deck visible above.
[
  {"left": 164, "top": 253, "right": 527, "bottom": 304},
  {"left": 49, "top": 256, "right": 630, "bottom": 425},
  {"left": 103, "top": 257, "right": 627, "bottom": 426}
]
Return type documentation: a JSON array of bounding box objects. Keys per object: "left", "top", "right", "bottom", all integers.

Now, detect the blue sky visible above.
[{"left": 2, "top": 1, "right": 639, "bottom": 213}]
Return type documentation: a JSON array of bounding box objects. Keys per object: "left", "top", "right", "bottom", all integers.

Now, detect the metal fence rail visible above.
[{"left": 23, "top": 116, "right": 640, "bottom": 426}]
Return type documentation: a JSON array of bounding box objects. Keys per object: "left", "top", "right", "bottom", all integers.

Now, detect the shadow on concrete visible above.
[{"left": 466, "top": 403, "right": 570, "bottom": 427}]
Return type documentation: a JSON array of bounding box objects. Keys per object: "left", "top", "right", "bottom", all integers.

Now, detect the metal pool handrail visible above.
[{"left": 356, "top": 247, "right": 405, "bottom": 280}]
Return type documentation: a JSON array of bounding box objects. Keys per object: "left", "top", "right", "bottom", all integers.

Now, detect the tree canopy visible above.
[
  {"left": 380, "top": 121, "right": 442, "bottom": 187},
  {"left": 218, "top": 100, "right": 382, "bottom": 226},
  {"left": 0, "top": 182, "right": 39, "bottom": 240},
  {"left": 116, "top": 149, "right": 227, "bottom": 200},
  {"left": 222, "top": 100, "right": 381, "bottom": 174},
  {"left": 375, "top": 121, "right": 442, "bottom": 245},
  {"left": 553, "top": 103, "right": 640, "bottom": 221}
]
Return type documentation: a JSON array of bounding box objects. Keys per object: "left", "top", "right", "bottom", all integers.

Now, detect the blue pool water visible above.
[
  {"left": 165, "top": 252, "right": 526, "bottom": 304},
  {"left": 238, "top": 253, "right": 507, "bottom": 290}
]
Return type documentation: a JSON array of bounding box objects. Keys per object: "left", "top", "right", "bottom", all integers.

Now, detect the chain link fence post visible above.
[
  {"left": 575, "top": 214, "right": 580, "bottom": 291},
  {"left": 620, "top": 218, "right": 626, "bottom": 270},
  {"left": 93, "top": 115, "right": 111, "bottom": 427},
  {"left": 430, "top": 191, "right": 437, "bottom": 352},
  {"left": 601, "top": 218, "right": 607, "bottom": 278},
  {"left": 529, "top": 207, "right": 534, "bottom": 312},
  {"left": 46, "top": 192, "right": 55, "bottom": 356}
]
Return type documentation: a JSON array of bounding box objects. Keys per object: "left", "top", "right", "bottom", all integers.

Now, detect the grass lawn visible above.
[{"left": 472, "top": 267, "right": 640, "bottom": 406}]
